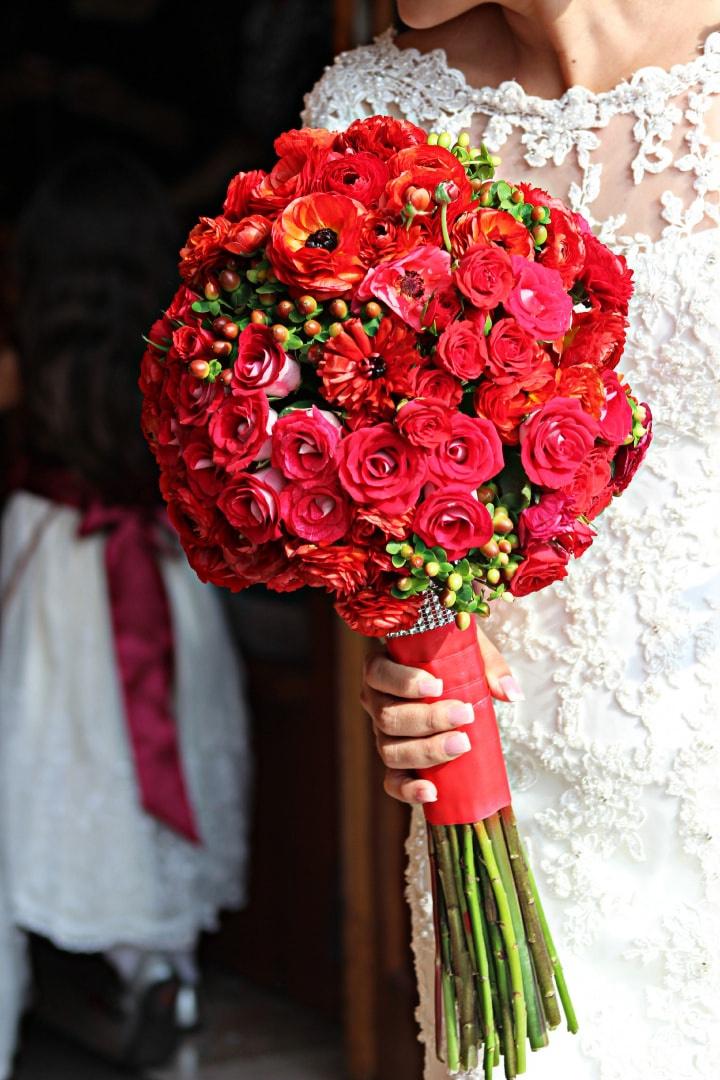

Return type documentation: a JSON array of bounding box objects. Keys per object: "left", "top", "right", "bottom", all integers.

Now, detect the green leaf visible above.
[
  {"left": 439, "top": 562, "right": 453, "bottom": 575},
  {"left": 431, "top": 546, "right": 448, "bottom": 562},
  {"left": 456, "top": 558, "right": 471, "bottom": 578},
  {"left": 392, "top": 553, "right": 407, "bottom": 568},
  {"left": 255, "top": 283, "right": 279, "bottom": 295},
  {"left": 363, "top": 316, "right": 382, "bottom": 337},
  {"left": 191, "top": 300, "right": 212, "bottom": 313},
  {"left": 285, "top": 333, "right": 304, "bottom": 350},
  {"left": 208, "top": 301, "right": 221, "bottom": 316},
  {"left": 386, "top": 541, "right": 402, "bottom": 555}
]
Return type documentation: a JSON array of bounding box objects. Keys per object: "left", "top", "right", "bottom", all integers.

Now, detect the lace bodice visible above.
[{"left": 305, "top": 31, "right": 720, "bottom": 1080}]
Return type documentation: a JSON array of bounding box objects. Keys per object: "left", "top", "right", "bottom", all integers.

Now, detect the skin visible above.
[{"left": 363, "top": 0, "right": 720, "bottom": 805}]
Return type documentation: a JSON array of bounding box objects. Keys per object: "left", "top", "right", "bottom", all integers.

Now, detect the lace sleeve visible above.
[{"left": 301, "top": 29, "right": 477, "bottom": 131}]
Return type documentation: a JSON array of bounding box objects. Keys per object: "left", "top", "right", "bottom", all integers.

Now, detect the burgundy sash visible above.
[{"left": 18, "top": 466, "right": 200, "bottom": 844}]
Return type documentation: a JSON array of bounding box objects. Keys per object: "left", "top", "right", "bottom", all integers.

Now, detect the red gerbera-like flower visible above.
[
  {"left": 267, "top": 192, "right": 367, "bottom": 298},
  {"left": 317, "top": 316, "right": 420, "bottom": 423}
]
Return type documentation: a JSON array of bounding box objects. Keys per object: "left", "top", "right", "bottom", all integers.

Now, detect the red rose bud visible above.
[
  {"left": 296, "top": 294, "right": 318, "bottom": 315},
  {"left": 220, "top": 269, "right": 241, "bottom": 292},
  {"left": 189, "top": 359, "right": 210, "bottom": 379}
]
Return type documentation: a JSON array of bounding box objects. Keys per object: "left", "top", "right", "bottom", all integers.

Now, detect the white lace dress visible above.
[
  {"left": 304, "top": 29, "right": 720, "bottom": 1080},
  {"left": 0, "top": 493, "right": 252, "bottom": 1077}
]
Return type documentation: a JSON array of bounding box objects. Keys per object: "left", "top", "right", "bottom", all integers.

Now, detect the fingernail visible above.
[
  {"left": 448, "top": 703, "right": 474, "bottom": 727},
  {"left": 500, "top": 675, "right": 525, "bottom": 702},
  {"left": 416, "top": 784, "right": 437, "bottom": 803},
  {"left": 419, "top": 676, "right": 443, "bottom": 697},
  {"left": 444, "top": 732, "right": 471, "bottom": 756}
]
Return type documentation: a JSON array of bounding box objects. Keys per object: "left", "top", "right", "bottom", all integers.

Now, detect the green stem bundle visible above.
[{"left": 428, "top": 810, "right": 577, "bottom": 1074}]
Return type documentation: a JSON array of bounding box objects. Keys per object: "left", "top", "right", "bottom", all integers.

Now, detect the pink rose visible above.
[
  {"left": 566, "top": 444, "right": 615, "bottom": 520},
  {"left": 233, "top": 324, "right": 299, "bottom": 394},
  {"left": 520, "top": 397, "right": 599, "bottom": 489},
  {"left": 408, "top": 366, "right": 464, "bottom": 407},
  {"left": 357, "top": 246, "right": 452, "bottom": 331},
  {"left": 597, "top": 370, "right": 633, "bottom": 444},
  {"left": 413, "top": 488, "right": 493, "bottom": 561},
  {"left": 518, "top": 492, "right": 595, "bottom": 557},
  {"left": 396, "top": 398, "right": 452, "bottom": 448},
  {"left": 455, "top": 243, "right": 514, "bottom": 310},
  {"left": 217, "top": 466, "right": 285, "bottom": 544},
  {"left": 271, "top": 406, "right": 341, "bottom": 480},
  {"left": 433, "top": 414, "right": 504, "bottom": 486},
  {"left": 505, "top": 256, "right": 573, "bottom": 340},
  {"left": 435, "top": 320, "right": 489, "bottom": 381},
  {"left": 510, "top": 540, "right": 570, "bottom": 596},
  {"left": 209, "top": 390, "right": 275, "bottom": 473},
  {"left": 280, "top": 478, "right": 352, "bottom": 543},
  {"left": 337, "top": 422, "right": 428, "bottom": 515},
  {"left": 486, "top": 318, "right": 539, "bottom": 384}
]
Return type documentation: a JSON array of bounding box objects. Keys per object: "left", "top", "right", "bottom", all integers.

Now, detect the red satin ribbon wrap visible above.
[
  {"left": 18, "top": 466, "right": 200, "bottom": 844},
  {"left": 387, "top": 621, "right": 511, "bottom": 826}
]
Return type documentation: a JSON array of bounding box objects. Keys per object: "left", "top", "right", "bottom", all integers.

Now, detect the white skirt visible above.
[{"left": 0, "top": 491, "right": 251, "bottom": 951}]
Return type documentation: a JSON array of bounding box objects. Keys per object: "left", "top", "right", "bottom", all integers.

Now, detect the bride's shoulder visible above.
[{"left": 301, "top": 27, "right": 473, "bottom": 131}]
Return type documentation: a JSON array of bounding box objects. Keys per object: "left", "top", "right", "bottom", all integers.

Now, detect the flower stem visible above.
[
  {"left": 439, "top": 891, "right": 461, "bottom": 1074},
  {"left": 500, "top": 807, "right": 561, "bottom": 1029},
  {"left": 475, "top": 820, "right": 527, "bottom": 1073},
  {"left": 440, "top": 201, "right": 452, "bottom": 253},
  {"left": 519, "top": 835, "right": 579, "bottom": 1034},
  {"left": 463, "top": 825, "right": 497, "bottom": 1079},
  {"left": 480, "top": 858, "right": 517, "bottom": 1079}
]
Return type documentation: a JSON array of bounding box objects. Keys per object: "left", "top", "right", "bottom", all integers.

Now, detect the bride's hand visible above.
[{"left": 360, "top": 626, "right": 524, "bottom": 806}]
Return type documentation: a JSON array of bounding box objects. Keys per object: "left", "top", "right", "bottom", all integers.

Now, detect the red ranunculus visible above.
[
  {"left": 538, "top": 206, "right": 586, "bottom": 288},
  {"left": 486, "top": 318, "right": 539, "bottom": 384},
  {"left": 555, "top": 364, "right": 605, "bottom": 419},
  {"left": 559, "top": 308, "right": 627, "bottom": 371},
  {"left": 179, "top": 215, "right": 271, "bottom": 284},
  {"left": 413, "top": 488, "right": 493, "bottom": 561},
  {"left": 287, "top": 541, "right": 369, "bottom": 593},
  {"left": 456, "top": 243, "right": 514, "bottom": 310},
  {"left": 165, "top": 287, "right": 198, "bottom": 324},
  {"left": 421, "top": 284, "right": 463, "bottom": 331},
  {"left": 510, "top": 540, "right": 570, "bottom": 596},
  {"left": 337, "top": 422, "right": 428, "bottom": 515},
  {"left": 280, "top": 478, "right": 352, "bottom": 543},
  {"left": 334, "top": 585, "right": 423, "bottom": 636},
  {"left": 267, "top": 192, "right": 367, "bottom": 297},
  {"left": 316, "top": 152, "right": 389, "bottom": 207},
  {"left": 474, "top": 362, "right": 556, "bottom": 444},
  {"left": 520, "top": 397, "right": 599, "bottom": 488},
  {"left": 384, "top": 144, "right": 472, "bottom": 211},
  {"left": 518, "top": 492, "right": 595, "bottom": 557},
  {"left": 339, "top": 115, "right": 427, "bottom": 160},
  {"left": 209, "top": 391, "right": 273, "bottom": 473},
  {"left": 433, "top": 414, "right": 504, "bottom": 486},
  {"left": 581, "top": 234, "right": 633, "bottom": 314},
  {"left": 217, "top": 467, "right": 285, "bottom": 544},
  {"left": 505, "top": 256, "right": 573, "bottom": 340},
  {"left": 450, "top": 207, "right": 535, "bottom": 258},
  {"left": 597, "top": 370, "right": 633, "bottom": 444},
  {"left": 396, "top": 398, "right": 452, "bottom": 448},
  {"left": 436, "top": 319, "right": 489, "bottom": 380},
  {"left": 223, "top": 169, "right": 266, "bottom": 219},
  {"left": 271, "top": 406, "right": 341, "bottom": 480},
  {"left": 247, "top": 128, "right": 337, "bottom": 216},
  {"left": 359, "top": 209, "right": 425, "bottom": 264}
]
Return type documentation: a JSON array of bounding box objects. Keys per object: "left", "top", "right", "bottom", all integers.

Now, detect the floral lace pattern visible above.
[{"left": 305, "top": 30, "right": 720, "bottom": 1080}]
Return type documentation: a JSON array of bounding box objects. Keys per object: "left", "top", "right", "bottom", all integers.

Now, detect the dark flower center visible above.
[
  {"left": 398, "top": 270, "right": 425, "bottom": 299},
  {"left": 361, "top": 354, "right": 387, "bottom": 380},
  {"left": 342, "top": 172, "right": 359, "bottom": 185},
  {"left": 306, "top": 227, "right": 339, "bottom": 251}
]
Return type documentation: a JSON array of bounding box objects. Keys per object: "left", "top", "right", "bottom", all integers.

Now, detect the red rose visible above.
[
  {"left": 223, "top": 539, "right": 291, "bottom": 587},
  {"left": 185, "top": 542, "right": 251, "bottom": 591},
  {"left": 520, "top": 397, "right": 599, "bottom": 489},
  {"left": 581, "top": 235, "right": 633, "bottom": 314},
  {"left": 566, "top": 444, "right": 615, "bottom": 520},
  {"left": 613, "top": 402, "right": 652, "bottom": 494},
  {"left": 217, "top": 467, "right": 285, "bottom": 544},
  {"left": 233, "top": 323, "right": 290, "bottom": 391},
  {"left": 510, "top": 540, "right": 570, "bottom": 596},
  {"left": 339, "top": 116, "right": 426, "bottom": 160},
  {"left": 409, "top": 365, "right": 464, "bottom": 407},
  {"left": 559, "top": 308, "right": 627, "bottom": 371},
  {"left": 165, "top": 286, "right": 198, "bottom": 324},
  {"left": 209, "top": 391, "right": 273, "bottom": 473},
  {"left": 505, "top": 256, "right": 573, "bottom": 340},
  {"left": 421, "top": 284, "right": 463, "bottom": 332},
  {"left": 486, "top": 318, "right": 539, "bottom": 384},
  {"left": 450, "top": 207, "right": 535, "bottom": 259},
  {"left": 223, "top": 169, "right": 266, "bottom": 220},
  {"left": 170, "top": 371, "right": 224, "bottom": 427},
  {"left": 435, "top": 320, "right": 488, "bottom": 380},
  {"left": 538, "top": 206, "right": 586, "bottom": 288},
  {"left": 267, "top": 192, "right": 367, "bottom": 298},
  {"left": 385, "top": 144, "right": 472, "bottom": 212},
  {"left": 432, "top": 414, "right": 504, "bottom": 486},
  {"left": 315, "top": 152, "right": 389, "bottom": 207},
  {"left": 597, "top": 370, "right": 633, "bottom": 444},
  {"left": 518, "top": 493, "right": 595, "bottom": 557},
  {"left": 337, "top": 423, "right": 428, "bottom": 515},
  {"left": 172, "top": 323, "right": 215, "bottom": 361},
  {"left": 474, "top": 362, "right": 556, "bottom": 444},
  {"left": 334, "top": 585, "right": 423, "bottom": 636},
  {"left": 179, "top": 215, "right": 271, "bottom": 284},
  {"left": 167, "top": 487, "right": 224, "bottom": 547},
  {"left": 413, "top": 488, "right": 493, "bottom": 561},
  {"left": 182, "top": 433, "right": 225, "bottom": 499},
  {"left": 280, "top": 478, "right": 351, "bottom": 543},
  {"left": 287, "top": 541, "right": 369, "bottom": 593},
  {"left": 396, "top": 398, "right": 452, "bottom": 448},
  {"left": 271, "top": 406, "right": 340, "bottom": 480},
  {"left": 455, "top": 243, "right": 514, "bottom": 310}
]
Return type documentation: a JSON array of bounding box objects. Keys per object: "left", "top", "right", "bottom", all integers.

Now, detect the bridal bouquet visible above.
[{"left": 140, "top": 116, "right": 651, "bottom": 1077}]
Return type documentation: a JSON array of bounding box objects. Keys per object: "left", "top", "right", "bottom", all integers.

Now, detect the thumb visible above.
[{"left": 476, "top": 623, "right": 525, "bottom": 703}]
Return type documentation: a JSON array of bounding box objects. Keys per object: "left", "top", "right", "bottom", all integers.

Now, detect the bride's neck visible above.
[{"left": 402, "top": 1, "right": 720, "bottom": 96}]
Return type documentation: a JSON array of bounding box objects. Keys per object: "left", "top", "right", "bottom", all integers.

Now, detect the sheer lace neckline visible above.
[{"left": 384, "top": 26, "right": 720, "bottom": 118}]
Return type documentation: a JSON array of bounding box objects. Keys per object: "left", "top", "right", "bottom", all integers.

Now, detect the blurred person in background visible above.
[{"left": 0, "top": 148, "right": 251, "bottom": 1078}]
